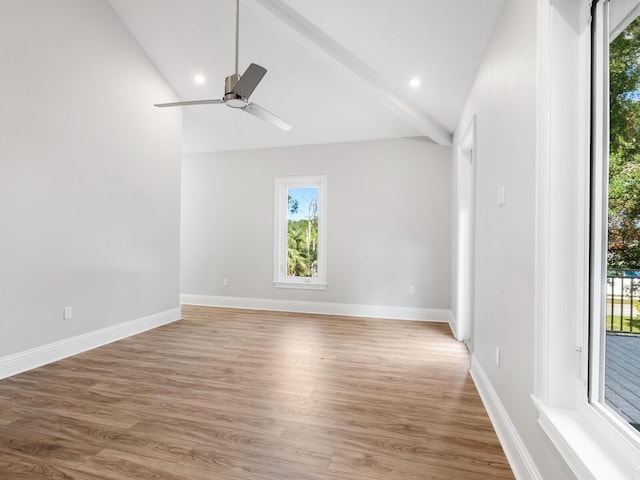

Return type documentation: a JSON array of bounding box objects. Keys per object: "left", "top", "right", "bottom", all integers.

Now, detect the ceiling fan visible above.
[{"left": 154, "top": 0, "right": 292, "bottom": 131}]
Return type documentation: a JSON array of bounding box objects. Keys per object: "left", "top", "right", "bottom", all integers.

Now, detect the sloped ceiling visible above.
[{"left": 108, "top": 0, "right": 504, "bottom": 153}]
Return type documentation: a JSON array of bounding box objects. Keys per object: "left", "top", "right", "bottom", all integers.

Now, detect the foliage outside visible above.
[
  {"left": 609, "top": 16, "right": 640, "bottom": 268},
  {"left": 287, "top": 193, "right": 318, "bottom": 277},
  {"left": 605, "top": 296, "right": 640, "bottom": 333},
  {"left": 606, "top": 314, "right": 640, "bottom": 333},
  {"left": 606, "top": 276, "right": 640, "bottom": 333}
]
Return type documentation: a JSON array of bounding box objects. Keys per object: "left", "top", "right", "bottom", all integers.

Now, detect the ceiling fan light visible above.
[
  {"left": 226, "top": 97, "right": 246, "bottom": 108},
  {"left": 194, "top": 74, "right": 206, "bottom": 85},
  {"left": 409, "top": 77, "right": 421, "bottom": 88}
]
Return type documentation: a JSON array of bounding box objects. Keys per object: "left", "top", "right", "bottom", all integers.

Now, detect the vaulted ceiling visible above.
[{"left": 108, "top": 0, "right": 504, "bottom": 153}]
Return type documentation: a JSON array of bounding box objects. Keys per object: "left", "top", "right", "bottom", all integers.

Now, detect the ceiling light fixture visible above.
[
  {"left": 194, "top": 74, "right": 206, "bottom": 85},
  {"left": 409, "top": 77, "right": 421, "bottom": 88}
]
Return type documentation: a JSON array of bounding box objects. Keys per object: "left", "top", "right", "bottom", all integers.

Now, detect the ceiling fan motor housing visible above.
[{"left": 224, "top": 73, "right": 245, "bottom": 107}]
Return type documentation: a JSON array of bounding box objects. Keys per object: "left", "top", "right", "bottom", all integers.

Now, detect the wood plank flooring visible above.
[{"left": 0, "top": 306, "right": 514, "bottom": 479}]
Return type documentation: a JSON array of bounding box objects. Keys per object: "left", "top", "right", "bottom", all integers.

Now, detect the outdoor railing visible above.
[{"left": 607, "top": 270, "right": 640, "bottom": 334}]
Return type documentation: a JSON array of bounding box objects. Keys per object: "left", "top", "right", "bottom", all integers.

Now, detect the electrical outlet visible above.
[
  {"left": 408, "top": 286, "right": 415, "bottom": 295},
  {"left": 64, "top": 307, "right": 72, "bottom": 320},
  {"left": 496, "top": 347, "right": 501, "bottom": 367},
  {"left": 223, "top": 278, "right": 229, "bottom": 286}
]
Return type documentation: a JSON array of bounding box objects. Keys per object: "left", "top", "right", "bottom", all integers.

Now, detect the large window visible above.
[
  {"left": 591, "top": 0, "right": 640, "bottom": 444},
  {"left": 273, "top": 175, "right": 327, "bottom": 289}
]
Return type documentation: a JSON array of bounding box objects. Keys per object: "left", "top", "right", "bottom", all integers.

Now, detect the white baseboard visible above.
[
  {"left": 470, "top": 355, "right": 543, "bottom": 480},
  {"left": 448, "top": 312, "right": 459, "bottom": 340},
  {"left": 0, "top": 307, "right": 181, "bottom": 381},
  {"left": 180, "top": 294, "right": 453, "bottom": 323}
]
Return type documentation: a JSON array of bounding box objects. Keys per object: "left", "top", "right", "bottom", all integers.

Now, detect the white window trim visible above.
[
  {"left": 533, "top": 1, "right": 640, "bottom": 478},
  {"left": 273, "top": 175, "right": 327, "bottom": 290}
]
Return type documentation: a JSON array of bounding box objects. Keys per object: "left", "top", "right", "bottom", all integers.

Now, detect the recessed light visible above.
[
  {"left": 194, "top": 74, "right": 206, "bottom": 85},
  {"left": 409, "top": 77, "right": 421, "bottom": 88}
]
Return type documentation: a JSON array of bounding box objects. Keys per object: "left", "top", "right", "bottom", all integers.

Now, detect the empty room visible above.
[{"left": 2, "top": 0, "right": 640, "bottom": 478}]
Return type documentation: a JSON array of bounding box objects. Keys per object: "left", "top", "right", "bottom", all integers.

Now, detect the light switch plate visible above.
[{"left": 498, "top": 185, "right": 506, "bottom": 206}]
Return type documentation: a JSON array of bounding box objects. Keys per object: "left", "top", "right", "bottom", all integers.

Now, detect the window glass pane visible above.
[
  {"left": 605, "top": 11, "right": 640, "bottom": 432},
  {"left": 286, "top": 186, "right": 318, "bottom": 278}
]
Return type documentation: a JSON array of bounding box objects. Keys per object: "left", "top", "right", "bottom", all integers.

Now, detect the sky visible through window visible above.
[{"left": 288, "top": 187, "right": 318, "bottom": 221}]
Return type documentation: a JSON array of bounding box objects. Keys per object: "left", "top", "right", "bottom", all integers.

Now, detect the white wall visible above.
[
  {"left": 0, "top": 0, "right": 182, "bottom": 358},
  {"left": 452, "top": 0, "right": 576, "bottom": 478},
  {"left": 181, "top": 138, "right": 451, "bottom": 316}
]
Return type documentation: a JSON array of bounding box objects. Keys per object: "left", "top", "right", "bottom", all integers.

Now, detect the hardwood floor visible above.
[{"left": 0, "top": 306, "right": 514, "bottom": 479}]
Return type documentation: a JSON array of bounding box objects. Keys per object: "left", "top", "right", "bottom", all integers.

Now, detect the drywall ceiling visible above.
[{"left": 108, "top": 0, "right": 504, "bottom": 153}]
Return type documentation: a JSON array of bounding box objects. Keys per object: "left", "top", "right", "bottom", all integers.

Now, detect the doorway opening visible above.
[{"left": 457, "top": 116, "right": 477, "bottom": 351}]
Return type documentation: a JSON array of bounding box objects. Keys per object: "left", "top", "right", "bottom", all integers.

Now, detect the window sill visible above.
[
  {"left": 533, "top": 396, "right": 639, "bottom": 479},
  {"left": 273, "top": 280, "right": 327, "bottom": 291}
]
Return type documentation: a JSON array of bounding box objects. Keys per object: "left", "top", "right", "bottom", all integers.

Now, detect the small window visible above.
[{"left": 274, "top": 175, "right": 327, "bottom": 289}]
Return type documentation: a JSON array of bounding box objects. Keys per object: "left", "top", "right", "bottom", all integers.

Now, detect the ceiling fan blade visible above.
[
  {"left": 242, "top": 102, "right": 292, "bottom": 131},
  {"left": 154, "top": 99, "right": 224, "bottom": 107},
  {"left": 232, "top": 63, "right": 267, "bottom": 99}
]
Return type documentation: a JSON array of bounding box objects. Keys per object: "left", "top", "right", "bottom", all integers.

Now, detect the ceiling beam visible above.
[{"left": 242, "top": 0, "right": 453, "bottom": 146}]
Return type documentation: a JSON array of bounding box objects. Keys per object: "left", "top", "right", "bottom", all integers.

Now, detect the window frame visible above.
[
  {"left": 589, "top": 0, "right": 640, "bottom": 449},
  {"left": 533, "top": 0, "right": 640, "bottom": 477},
  {"left": 273, "top": 175, "right": 327, "bottom": 290}
]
